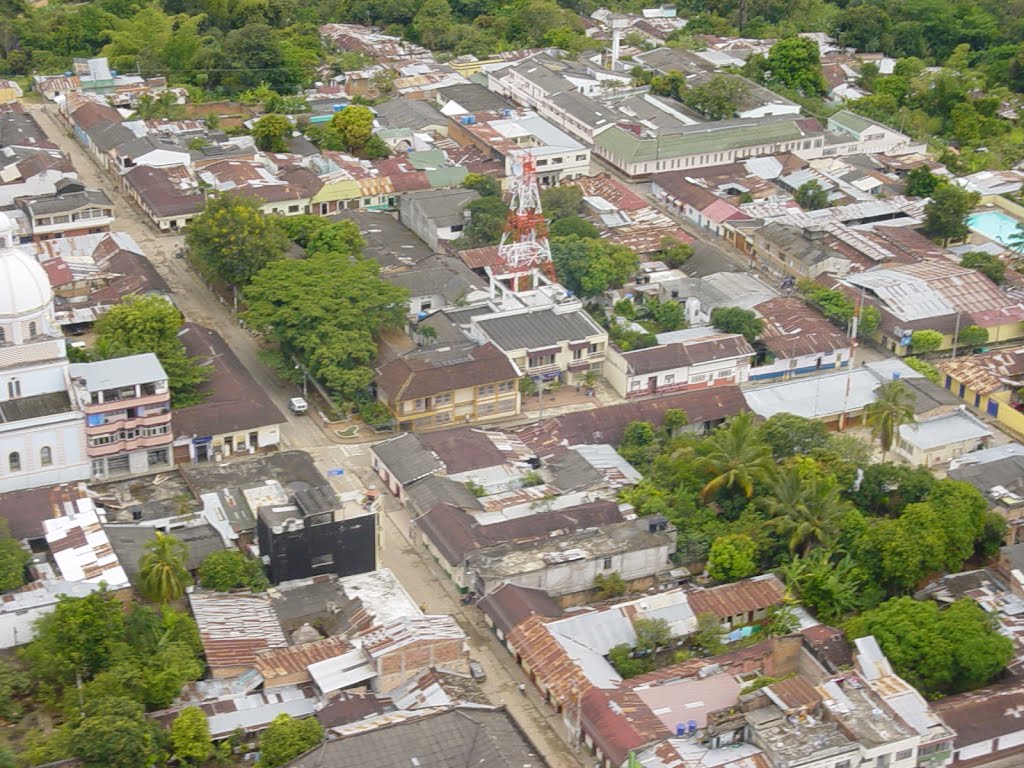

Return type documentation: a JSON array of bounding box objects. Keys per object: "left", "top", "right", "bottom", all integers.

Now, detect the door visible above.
[
  {"left": 195, "top": 443, "right": 210, "bottom": 462},
  {"left": 173, "top": 444, "right": 191, "bottom": 465},
  {"left": 648, "top": 376, "right": 657, "bottom": 394}
]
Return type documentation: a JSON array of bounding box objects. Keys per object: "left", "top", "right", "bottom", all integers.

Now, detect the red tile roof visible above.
[{"left": 686, "top": 575, "right": 785, "bottom": 620}]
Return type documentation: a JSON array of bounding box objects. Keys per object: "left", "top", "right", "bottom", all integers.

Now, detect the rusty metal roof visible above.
[
  {"left": 686, "top": 574, "right": 785, "bottom": 620},
  {"left": 189, "top": 590, "right": 288, "bottom": 673}
]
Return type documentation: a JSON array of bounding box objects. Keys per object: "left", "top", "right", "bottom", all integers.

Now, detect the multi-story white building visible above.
[{"left": 0, "top": 212, "right": 90, "bottom": 493}]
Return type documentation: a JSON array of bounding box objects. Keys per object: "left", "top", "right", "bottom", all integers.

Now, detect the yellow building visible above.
[
  {"left": 939, "top": 350, "right": 1024, "bottom": 436},
  {"left": 0, "top": 79, "right": 23, "bottom": 104},
  {"left": 374, "top": 342, "right": 521, "bottom": 431}
]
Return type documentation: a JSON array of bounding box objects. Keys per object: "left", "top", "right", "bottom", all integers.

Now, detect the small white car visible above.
[{"left": 288, "top": 397, "right": 308, "bottom": 414}]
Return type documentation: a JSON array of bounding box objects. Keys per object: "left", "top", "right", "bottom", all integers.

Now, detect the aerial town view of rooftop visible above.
[{"left": 3, "top": 0, "right": 1024, "bottom": 766}]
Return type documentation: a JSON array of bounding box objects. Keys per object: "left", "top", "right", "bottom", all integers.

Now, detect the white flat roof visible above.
[
  {"left": 69, "top": 353, "right": 167, "bottom": 390},
  {"left": 899, "top": 410, "right": 992, "bottom": 451},
  {"left": 308, "top": 648, "right": 375, "bottom": 695}
]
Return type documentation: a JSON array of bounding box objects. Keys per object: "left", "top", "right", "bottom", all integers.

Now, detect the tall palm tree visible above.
[
  {"left": 1008, "top": 222, "right": 1024, "bottom": 256},
  {"left": 138, "top": 532, "right": 191, "bottom": 604},
  {"left": 864, "top": 379, "right": 916, "bottom": 459},
  {"left": 762, "top": 470, "right": 848, "bottom": 555},
  {"left": 693, "top": 412, "right": 774, "bottom": 501}
]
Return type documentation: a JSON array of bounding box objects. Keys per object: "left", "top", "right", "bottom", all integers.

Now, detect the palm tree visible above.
[
  {"left": 138, "top": 532, "right": 191, "bottom": 603},
  {"left": 693, "top": 412, "right": 774, "bottom": 500},
  {"left": 779, "top": 548, "right": 863, "bottom": 624},
  {"left": 1008, "top": 222, "right": 1024, "bottom": 256},
  {"left": 762, "top": 470, "right": 848, "bottom": 555},
  {"left": 864, "top": 379, "right": 916, "bottom": 459}
]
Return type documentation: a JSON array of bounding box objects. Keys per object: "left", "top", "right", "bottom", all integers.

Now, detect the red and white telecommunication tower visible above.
[{"left": 496, "top": 153, "right": 556, "bottom": 293}]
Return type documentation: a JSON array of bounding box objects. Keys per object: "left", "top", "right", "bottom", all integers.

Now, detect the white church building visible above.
[{"left": 0, "top": 213, "right": 90, "bottom": 493}]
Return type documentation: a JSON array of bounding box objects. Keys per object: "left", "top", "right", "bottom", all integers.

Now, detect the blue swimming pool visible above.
[{"left": 968, "top": 210, "right": 1021, "bottom": 247}]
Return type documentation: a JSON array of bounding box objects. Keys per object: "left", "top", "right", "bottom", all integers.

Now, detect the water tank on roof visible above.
[
  {"left": 676, "top": 724, "right": 686, "bottom": 737},
  {"left": 333, "top": 104, "right": 345, "bottom": 112},
  {"left": 501, "top": 108, "right": 512, "bottom": 118},
  {"left": 892, "top": 371, "right": 901, "bottom": 381},
  {"left": 111, "top": 70, "right": 117, "bottom": 77},
  {"left": 688, "top": 720, "right": 698, "bottom": 734},
  {"left": 64, "top": 71, "right": 72, "bottom": 77}
]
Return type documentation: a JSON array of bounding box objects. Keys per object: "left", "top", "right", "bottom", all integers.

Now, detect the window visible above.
[
  {"left": 7, "top": 378, "right": 20, "bottom": 398},
  {"left": 602, "top": 557, "right": 612, "bottom": 570},
  {"left": 107, "top": 455, "right": 130, "bottom": 474},
  {"left": 8, "top": 452, "right": 20, "bottom": 472},
  {"left": 477, "top": 384, "right": 495, "bottom": 397},
  {"left": 576, "top": 154, "right": 587, "bottom": 161},
  {"left": 27, "top": 321, "right": 36, "bottom": 338},
  {"left": 40, "top": 446, "right": 52, "bottom": 466},
  {"left": 664, "top": 375, "right": 675, "bottom": 385},
  {"left": 147, "top": 448, "right": 169, "bottom": 466},
  {"left": 690, "top": 373, "right": 709, "bottom": 384},
  {"left": 536, "top": 159, "right": 548, "bottom": 166},
  {"left": 629, "top": 380, "right": 641, "bottom": 391},
  {"left": 419, "top": 300, "right": 432, "bottom": 312},
  {"left": 450, "top": 223, "right": 464, "bottom": 232},
  {"left": 434, "top": 412, "right": 452, "bottom": 425},
  {"left": 498, "top": 380, "right": 515, "bottom": 394},
  {"left": 895, "top": 751, "right": 912, "bottom": 762},
  {"left": 528, "top": 354, "right": 556, "bottom": 368},
  {"left": 0, "top": 327, "right": 4, "bottom": 344},
  {"left": 589, "top": 344, "right": 600, "bottom": 355},
  {"left": 311, "top": 554, "right": 334, "bottom": 568},
  {"left": 288, "top": 205, "right": 299, "bottom": 213},
  {"left": 498, "top": 399, "right": 516, "bottom": 412},
  {"left": 876, "top": 755, "right": 891, "bottom": 768},
  {"left": 572, "top": 348, "right": 583, "bottom": 360},
  {"left": 411, "top": 398, "right": 426, "bottom": 412},
  {"left": 834, "top": 762, "right": 851, "bottom": 768},
  {"left": 434, "top": 392, "right": 452, "bottom": 406},
  {"left": 715, "top": 369, "right": 733, "bottom": 379}
]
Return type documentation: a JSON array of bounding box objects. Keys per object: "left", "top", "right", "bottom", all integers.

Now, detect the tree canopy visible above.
[
  {"left": 845, "top": 597, "right": 1013, "bottom": 697},
  {"left": 710, "top": 306, "right": 764, "bottom": 343},
  {"left": 93, "top": 295, "right": 210, "bottom": 407},
  {"left": 258, "top": 713, "right": 324, "bottom": 768},
  {"left": 243, "top": 249, "right": 408, "bottom": 404},
  {"left": 199, "top": 549, "right": 269, "bottom": 592},
  {"left": 185, "top": 193, "right": 290, "bottom": 288},
  {"left": 923, "top": 184, "right": 980, "bottom": 244},
  {"left": 551, "top": 235, "right": 639, "bottom": 298}
]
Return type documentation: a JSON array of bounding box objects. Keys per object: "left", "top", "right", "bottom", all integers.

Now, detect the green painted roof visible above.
[
  {"left": 595, "top": 118, "right": 817, "bottom": 165},
  {"left": 377, "top": 128, "right": 414, "bottom": 140},
  {"left": 427, "top": 166, "right": 468, "bottom": 187},
  {"left": 408, "top": 149, "right": 447, "bottom": 169},
  {"left": 828, "top": 110, "right": 875, "bottom": 137}
]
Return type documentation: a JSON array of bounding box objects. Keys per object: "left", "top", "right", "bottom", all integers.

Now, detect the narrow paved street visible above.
[{"left": 31, "top": 104, "right": 585, "bottom": 768}]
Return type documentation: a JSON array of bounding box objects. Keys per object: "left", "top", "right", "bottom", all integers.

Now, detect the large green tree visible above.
[
  {"left": 960, "top": 251, "right": 1005, "bottom": 284},
  {"left": 781, "top": 549, "right": 868, "bottom": 624},
  {"left": 222, "top": 23, "right": 299, "bottom": 93},
  {"left": 94, "top": 295, "right": 210, "bottom": 407},
  {"left": 923, "top": 184, "right": 980, "bottom": 244},
  {"left": 252, "top": 113, "right": 293, "bottom": 152},
  {"left": 171, "top": 706, "right": 213, "bottom": 766},
  {"left": 72, "top": 696, "right": 155, "bottom": 768},
  {"left": 551, "top": 235, "right": 639, "bottom": 298},
  {"left": 757, "top": 413, "right": 830, "bottom": 460},
  {"left": 243, "top": 251, "right": 408, "bottom": 403},
  {"left": 710, "top": 306, "right": 764, "bottom": 343},
  {"left": 137, "top": 532, "right": 191, "bottom": 604},
  {"left": 845, "top": 597, "right": 1012, "bottom": 697},
  {"left": 199, "top": 549, "right": 269, "bottom": 592},
  {"left": 463, "top": 195, "right": 508, "bottom": 247},
  {"left": 707, "top": 533, "right": 758, "bottom": 582},
  {"left": 258, "top": 714, "right": 323, "bottom": 768},
  {"left": 0, "top": 520, "right": 29, "bottom": 591},
  {"left": 185, "top": 193, "right": 290, "bottom": 289},
  {"left": 756, "top": 36, "right": 827, "bottom": 95},
  {"left": 794, "top": 180, "right": 829, "bottom": 211}
]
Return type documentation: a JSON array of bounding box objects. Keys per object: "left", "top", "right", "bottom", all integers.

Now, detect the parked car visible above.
[
  {"left": 288, "top": 397, "right": 308, "bottom": 414},
  {"left": 468, "top": 660, "right": 486, "bottom": 681}
]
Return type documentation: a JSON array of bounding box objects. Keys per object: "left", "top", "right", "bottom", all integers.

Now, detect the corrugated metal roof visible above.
[{"left": 189, "top": 590, "right": 288, "bottom": 672}]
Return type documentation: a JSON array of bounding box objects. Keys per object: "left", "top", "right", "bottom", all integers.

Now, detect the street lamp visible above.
[{"left": 294, "top": 364, "right": 308, "bottom": 398}]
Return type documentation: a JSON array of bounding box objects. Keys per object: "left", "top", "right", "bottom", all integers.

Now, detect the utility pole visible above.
[{"left": 950, "top": 311, "right": 962, "bottom": 361}]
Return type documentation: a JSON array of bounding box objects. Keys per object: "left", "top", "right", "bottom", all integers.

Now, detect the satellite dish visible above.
[{"left": 511, "top": 162, "right": 524, "bottom": 177}]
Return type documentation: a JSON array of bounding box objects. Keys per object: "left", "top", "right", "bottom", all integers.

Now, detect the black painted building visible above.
[{"left": 257, "top": 484, "right": 377, "bottom": 583}]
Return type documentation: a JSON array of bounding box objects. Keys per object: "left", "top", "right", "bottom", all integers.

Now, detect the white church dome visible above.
[{"left": 0, "top": 212, "right": 52, "bottom": 318}]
